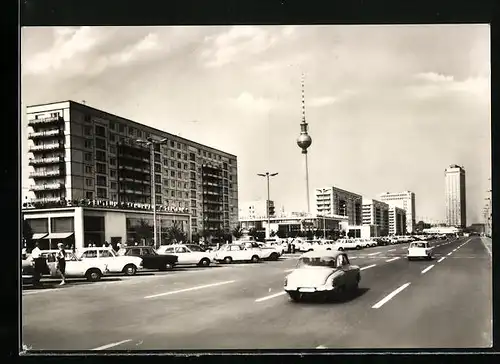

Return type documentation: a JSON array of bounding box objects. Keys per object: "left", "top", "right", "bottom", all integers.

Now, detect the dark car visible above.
[{"left": 118, "top": 246, "right": 178, "bottom": 271}]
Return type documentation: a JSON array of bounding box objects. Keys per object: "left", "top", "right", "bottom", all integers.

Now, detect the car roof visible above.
[{"left": 300, "top": 250, "right": 345, "bottom": 259}]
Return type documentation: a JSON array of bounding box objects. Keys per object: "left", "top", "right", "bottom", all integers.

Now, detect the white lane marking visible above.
[
  {"left": 447, "top": 252, "right": 452, "bottom": 256},
  {"left": 144, "top": 280, "right": 235, "bottom": 299},
  {"left": 372, "top": 283, "right": 411, "bottom": 309},
  {"left": 437, "top": 257, "right": 445, "bottom": 263},
  {"left": 92, "top": 339, "right": 133, "bottom": 350},
  {"left": 361, "top": 264, "right": 377, "bottom": 271},
  {"left": 368, "top": 252, "right": 381, "bottom": 256},
  {"left": 255, "top": 291, "right": 287, "bottom": 302},
  {"left": 388, "top": 249, "right": 396, "bottom": 252},
  {"left": 421, "top": 265, "right": 435, "bottom": 274},
  {"left": 284, "top": 269, "right": 295, "bottom": 273},
  {"left": 386, "top": 257, "right": 400, "bottom": 262},
  {"left": 481, "top": 238, "right": 492, "bottom": 257}
]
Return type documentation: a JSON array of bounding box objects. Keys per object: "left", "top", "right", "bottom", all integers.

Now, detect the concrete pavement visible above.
[{"left": 21, "top": 237, "right": 492, "bottom": 351}]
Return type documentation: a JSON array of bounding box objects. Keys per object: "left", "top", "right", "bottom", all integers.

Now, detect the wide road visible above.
[{"left": 21, "top": 236, "right": 492, "bottom": 351}]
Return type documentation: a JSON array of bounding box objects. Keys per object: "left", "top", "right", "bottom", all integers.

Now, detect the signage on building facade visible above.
[{"left": 23, "top": 198, "right": 190, "bottom": 214}]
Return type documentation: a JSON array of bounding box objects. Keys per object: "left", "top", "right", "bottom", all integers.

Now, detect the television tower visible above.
[{"left": 296, "top": 73, "right": 312, "bottom": 213}]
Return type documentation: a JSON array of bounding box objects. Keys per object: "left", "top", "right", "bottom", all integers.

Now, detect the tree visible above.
[
  {"left": 164, "top": 221, "right": 187, "bottom": 244},
  {"left": 231, "top": 224, "right": 243, "bottom": 239},
  {"left": 248, "top": 228, "right": 258, "bottom": 239},
  {"left": 23, "top": 220, "right": 34, "bottom": 252},
  {"left": 134, "top": 219, "right": 153, "bottom": 243}
]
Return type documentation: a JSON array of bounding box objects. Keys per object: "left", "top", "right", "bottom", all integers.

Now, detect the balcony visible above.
[
  {"left": 202, "top": 181, "right": 222, "bottom": 187},
  {"left": 203, "top": 190, "right": 222, "bottom": 196},
  {"left": 31, "top": 197, "right": 64, "bottom": 203},
  {"left": 29, "top": 143, "right": 64, "bottom": 153},
  {"left": 28, "top": 156, "right": 64, "bottom": 166},
  {"left": 29, "top": 170, "right": 62, "bottom": 178},
  {"left": 30, "top": 183, "right": 64, "bottom": 191},
  {"left": 28, "top": 129, "right": 64, "bottom": 139},
  {"left": 118, "top": 165, "right": 150, "bottom": 173},
  {"left": 27, "top": 115, "right": 64, "bottom": 127}
]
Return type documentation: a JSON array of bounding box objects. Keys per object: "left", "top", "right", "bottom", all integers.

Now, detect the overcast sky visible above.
[{"left": 21, "top": 25, "right": 490, "bottom": 224}]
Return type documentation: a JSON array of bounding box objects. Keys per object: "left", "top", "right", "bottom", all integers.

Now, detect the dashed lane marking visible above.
[
  {"left": 316, "top": 345, "right": 328, "bottom": 349},
  {"left": 255, "top": 291, "right": 287, "bottom": 302},
  {"left": 372, "top": 283, "right": 411, "bottom": 309},
  {"left": 368, "top": 252, "right": 381, "bottom": 256},
  {"left": 437, "top": 257, "right": 445, "bottom": 263},
  {"left": 92, "top": 339, "right": 133, "bottom": 350},
  {"left": 360, "top": 264, "right": 377, "bottom": 271},
  {"left": 388, "top": 249, "right": 396, "bottom": 252},
  {"left": 386, "top": 257, "right": 400, "bottom": 262},
  {"left": 144, "top": 280, "right": 235, "bottom": 299},
  {"left": 421, "top": 265, "right": 435, "bottom": 274},
  {"left": 447, "top": 252, "right": 452, "bottom": 256}
]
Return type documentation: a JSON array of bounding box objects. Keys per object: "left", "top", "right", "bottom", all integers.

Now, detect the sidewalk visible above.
[{"left": 480, "top": 237, "right": 492, "bottom": 258}]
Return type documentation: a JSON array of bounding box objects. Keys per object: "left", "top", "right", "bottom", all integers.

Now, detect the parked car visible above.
[
  {"left": 41, "top": 251, "right": 110, "bottom": 282},
  {"left": 255, "top": 242, "right": 281, "bottom": 261},
  {"left": 336, "top": 238, "right": 362, "bottom": 250},
  {"left": 284, "top": 250, "right": 361, "bottom": 302},
  {"left": 76, "top": 247, "right": 143, "bottom": 276},
  {"left": 407, "top": 241, "right": 434, "bottom": 261},
  {"left": 156, "top": 244, "right": 215, "bottom": 267},
  {"left": 214, "top": 244, "right": 261, "bottom": 264},
  {"left": 117, "top": 245, "right": 178, "bottom": 271}
]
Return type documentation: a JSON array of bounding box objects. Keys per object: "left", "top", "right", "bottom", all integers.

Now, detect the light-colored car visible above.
[
  {"left": 407, "top": 241, "right": 434, "bottom": 260},
  {"left": 156, "top": 244, "right": 215, "bottom": 267},
  {"left": 336, "top": 238, "right": 362, "bottom": 251},
  {"left": 256, "top": 242, "right": 281, "bottom": 261},
  {"left": 41, "top": 251, "right": 111, "bottom": 282},
  {"left": 284, "top": 250, "right": 361, "bottom": 302},
  {"left": 77, "top": 247, "right": 143, "bottom": 276},
  {"left": 214, "top": 244, "right": 261, "bottom": 264},
  {"left": 311, "top": 240, "right": 337, "bottom": 251}
]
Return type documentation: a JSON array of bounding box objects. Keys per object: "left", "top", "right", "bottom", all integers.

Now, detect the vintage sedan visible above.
[
  {"left": 284, "top": 251, "right": 361, "bottom": 302},
  {"left": 407, "top": 241, "right": 434, "bottom": 260},
  {"left": 42, "top": 251, "right": 110, "bottom": 282}
]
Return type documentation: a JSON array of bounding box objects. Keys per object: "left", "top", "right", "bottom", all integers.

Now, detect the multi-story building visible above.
[
  {"left": 444, "top": 164, "right": 466, "bottom": 227},
  {"left": 239, "top": 200, "right": 275, "bottom": 220},
  {"left": 25, "top": 100, "right": 239, "bottom": 238},
  {"left": 379, "top": 191, "right": 416, "bottom": 234},
  {"left": 388, "top": 206, "right": 406, "bottom": 235},
  {"left": 315, "top": 186, "right": 362, "bottom": 226},
  {"left": 362, "top": 198, "right": 390, "bottom": 236}
]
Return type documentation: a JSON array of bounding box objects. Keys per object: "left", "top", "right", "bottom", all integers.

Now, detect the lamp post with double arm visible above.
[
  {"left": 136, "top": 137, "right": 168, "bottom": 248},
  {"left": 257, "top": 172, "right": 278, "bottom": 239}
]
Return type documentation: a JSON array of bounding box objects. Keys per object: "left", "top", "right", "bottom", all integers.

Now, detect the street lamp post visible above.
[
  {"left": 257, "top": 172, "right": 278, "bottom": 239},
  {"left": 137, "top": 137, "right": 167, "bottom": 248}
]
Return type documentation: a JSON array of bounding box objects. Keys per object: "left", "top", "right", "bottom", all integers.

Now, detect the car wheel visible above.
[
  {"left": 160, "top": 263, "right": 174, "bottom": 271},
  {"left": 224, "top": 256, "right": 233, "bottom": 264},
  {"left": 407, "top": 257, "right": 413, "bottom": 261},
  {"left": 356, "top": 245, "right": 361, "bottom": 250},
  {"left": 251, "top": 255, "right": 260, "bottom": 263},
  {"left": 338, "top": 247, "right": 344, "bottom": 251},
  {"left": 86, "top": 269, "right": 102, "bottom": 282},
  {"left": 198, "top": 258, "right": 210, "bottom": 267},
  {"left": 352, "top": 276, "right": 360, "bottom": 291},
  {"left": 269, "top": 252, "right": 279, "bottom": 261},
  {"left": 326, "top": 248, "right": 331, "bottom": 251},
  {"left": 123, "top": 264, "right": 137, "bottom": 276},
  {"left": 288, "top": 292, "right": 302, "bottom": 302}
]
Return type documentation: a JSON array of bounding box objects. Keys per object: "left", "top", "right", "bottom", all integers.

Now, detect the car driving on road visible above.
[
  {"left": 117, "top": 245, "right": 178, "bottom": 271},
  {"left": 156, "top": 244, "right": 215, "bottom": 267},
  {"left": 214, "top": 244, "right": 261, "bottom": 264},
  {"left": 284, "top": 250, "right": 361, "bottom": 302},
  {"left": 407, "top": 241, "right": 434, "bottom": 261}
]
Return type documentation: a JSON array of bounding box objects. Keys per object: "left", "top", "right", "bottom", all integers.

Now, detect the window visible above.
[
  {"left": 128, "top": 127, "right": 135, "bottom": 136},
  {"left": 96, "top": 176, "right": 107, "bottom": 186},
  {"left": 97, "top": 188, "right": 107, "bottom": 198},
  {"left": 171, "top": 191, "right": 175, "bottom": 197},
  {"left": 170, "top": 171, "right": 175, "bottom": 177},
  {"left": 177, "top": 162, "right": 182, "bottom": 169},
  {"left": 86, "top": 191, "right": 94, "bottom": 199},
  {"left": 155, "top": 185, "right": 161, "bottom": 193},
  {"left": 95, "top": 125, "right": 106, "bottom": 137},
  {"left": 156, "top": 195, "right": 162, "bottom": 204},
  {"left": 154, "top": 153, "right": 160, "bottom": 162},
  {"left": 170, "top": 151, "right": 175, "bottom": 157},
  {"left": 95, "top": 137, "right": 106, "bottom": 150},
  {"left": 99, "top": 250, "right": 113, "bottom": 258},
  {"left": 96, "top": 150, "right": 106, "bottom": 162},
  {"left": 109, "top": 145, "right": 116, "bottom": 154},
  {"left": 177, "top": 153, "right": 181, "bottom": 159},
  {"left": 110, "top": 170, "right": 116, "bottom": 178},
  {"left": 84, "top": 139, "right": 93, "bottom": 148},
  {"left": 190, "top": 153, "right": 195, "bottom": 161},
  {"left": 109, "top": 133, "right": 116, "bottom": 142},
  {"left": 96, "top": 163, "right": 106, "bottom": 174},
  {"left": 85, "top": 178, "right": 93, "bottom": 187},
  {"left": 175, "top": 247, "right": 188, "bottom": 253},
  {"left": 154, "top": 164, "right": 161, "bottom": 173},
  {"left": 171, "top": 161, "right": 175, "bottom": 168},
  {"left": 163, "top": 158, "right": 168, "bottom": 166},
  {"left": 27, "top": 218, "right": 48, "bottom": 234},
  {"left": 82, "top": 250, "right": 97, "bottom": 258},
  {"left": 109, "top": 121, "right": 116, "bottom": 130},
  {"left": 119, "top": 124, "right": 125, "bottom": 133},
  {"left": 110, "top": 182, "right": 117, "bottom": 190},
  {"left": 84, "top": 114, "right": 91, "bottom": 123},
  {"left": 155, "top": 174, "right": 161, "bottom": 183},
  {"left": 170, "top": 141, "right": 175, "bottom": 148},
  {"left": 184, "top": 154, "right": 187, "bottom": 161},
  {"left": 85, "top": 165, "right": 92, "bottom": 173},
  {"left": 84, "top": 126, "right": 92, "bottom": 135},
  {"left": 84, "top": 153, "right": 92, "bottom": 162},
  {"left": 109, "top": 158, "right": 116, "bottom": 166},
  {"left": 127, "top": 248, "right": 141, "bottom": 256}
]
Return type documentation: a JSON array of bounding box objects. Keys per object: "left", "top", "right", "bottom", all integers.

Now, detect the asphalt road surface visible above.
[{"left": 21, "top": 236, "right": 492, "bottom": 351}]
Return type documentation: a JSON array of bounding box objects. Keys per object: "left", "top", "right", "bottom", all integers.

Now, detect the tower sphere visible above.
[{"left": 297, "top": 133, "right": 312, "bottom": 151}]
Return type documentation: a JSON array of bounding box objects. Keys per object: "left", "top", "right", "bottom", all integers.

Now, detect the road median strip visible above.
[
  {"left": 372, "top": 282, "right": 411, "bottom": 309},
  {"left": 144, "top": 280, "right": 235, "bottom": 299}
]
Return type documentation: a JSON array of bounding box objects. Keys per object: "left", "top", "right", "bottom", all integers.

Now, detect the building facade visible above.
[
  {"left": 379, "top": 191, "right": 416, "bottom": 233},
  {"left": 362, "top": 198, "right": 390, "bottom": 236},
  {"left": 388, "top": 206, "right": 406, "bottom": 235},
  {"left": 315, "top": 186, "right": 362, "bottom": 226},
  {"left": 25, "top": 101, "right": 239, "bottom": 235},
  {"left": 444, "top": 164, "right": 466, "bottom": 227},
  {"left": 239, "top": 200, "right": 275, "bottom": 220},
  {"left": 22, "top": 202, "right": 191, "bottom": 250}
]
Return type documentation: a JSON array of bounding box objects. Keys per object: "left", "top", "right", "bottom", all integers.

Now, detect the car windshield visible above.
[
  {"left": 186, "top": 245, "right": 204, "bottom": 252},
  {"left": 297, "top": 256, "right": 337, "bottom": 268},
  {"left": 117, "top": 249, "right": 126, "bottom": 256}
]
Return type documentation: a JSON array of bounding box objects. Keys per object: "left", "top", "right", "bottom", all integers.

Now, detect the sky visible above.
[{"left": 21, "top": 25, "right": 491, "bottom": 224}]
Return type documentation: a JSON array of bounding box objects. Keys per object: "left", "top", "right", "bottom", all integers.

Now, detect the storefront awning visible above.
[
  {"left": 32, "top": 233, "right": 49, "bottom": 240},
  {"left": 45, "top": 232, "right": 74, "bottom": 240}
]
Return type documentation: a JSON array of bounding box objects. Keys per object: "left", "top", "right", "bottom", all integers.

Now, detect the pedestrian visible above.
[
  {"left": 56, "top": 242, "right": 66, "bottom": 286},
  {"left": 31, "top": 242, "right": 43, "bottom": 287}
]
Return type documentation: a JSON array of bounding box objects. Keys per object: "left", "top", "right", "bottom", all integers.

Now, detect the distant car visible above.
[
  {"left": 336, "top": 238, "right": 362, "bottom": 250},
  {"left": 117, "top": 246, "right": 178, "bottom": 271},
  {"left": 157, "top": 244, "right": 215, "bottom": 267},
  {"left": 407, "top": 241, "right": 434, "bottom": 261},
  {"left": 77, "top": 247, "right": 143, "bottom": 276},
  {"left": 284, "top": 250, "right": 361, "bottom": 302},
  {"left": 214, "top": 244, "right": 261, "bottom": 264}
]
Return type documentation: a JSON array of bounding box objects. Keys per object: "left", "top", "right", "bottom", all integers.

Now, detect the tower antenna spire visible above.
[
  {"left": 301, "top": 72, "right": 306, "bottom": 123},
  {"left": 296, "top": 72, "right": 312, "bottom": 213}
]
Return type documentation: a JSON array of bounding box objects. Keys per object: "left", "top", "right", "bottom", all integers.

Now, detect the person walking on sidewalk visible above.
[
  {"left": 31, "top": 242, "right": 43, "bottom": 287},
  {"left": 56, "top": 242, "right": 67, "bottom": 286}
]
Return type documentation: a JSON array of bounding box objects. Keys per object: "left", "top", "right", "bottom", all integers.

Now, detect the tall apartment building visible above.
[
  {"left": 444, "top": 164, "right": 466, "bottom": 227},
  {"left": 25, "top": 101, "right": 239, "bottom": 234},
  {"left": 315, "top": 186, "right": 362, "bottom": 226},
  {"left": 239, "top": 200, "right": 275, "bottom": 220},
  {"left": 362, "top": 198, "right": 390, "bottom": 236},
  {"left": 379, "top": 191, "right": 416, "bottom": 233},
  {"left": 388, "top": 206, "right": 406, "bottom": 235}
]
